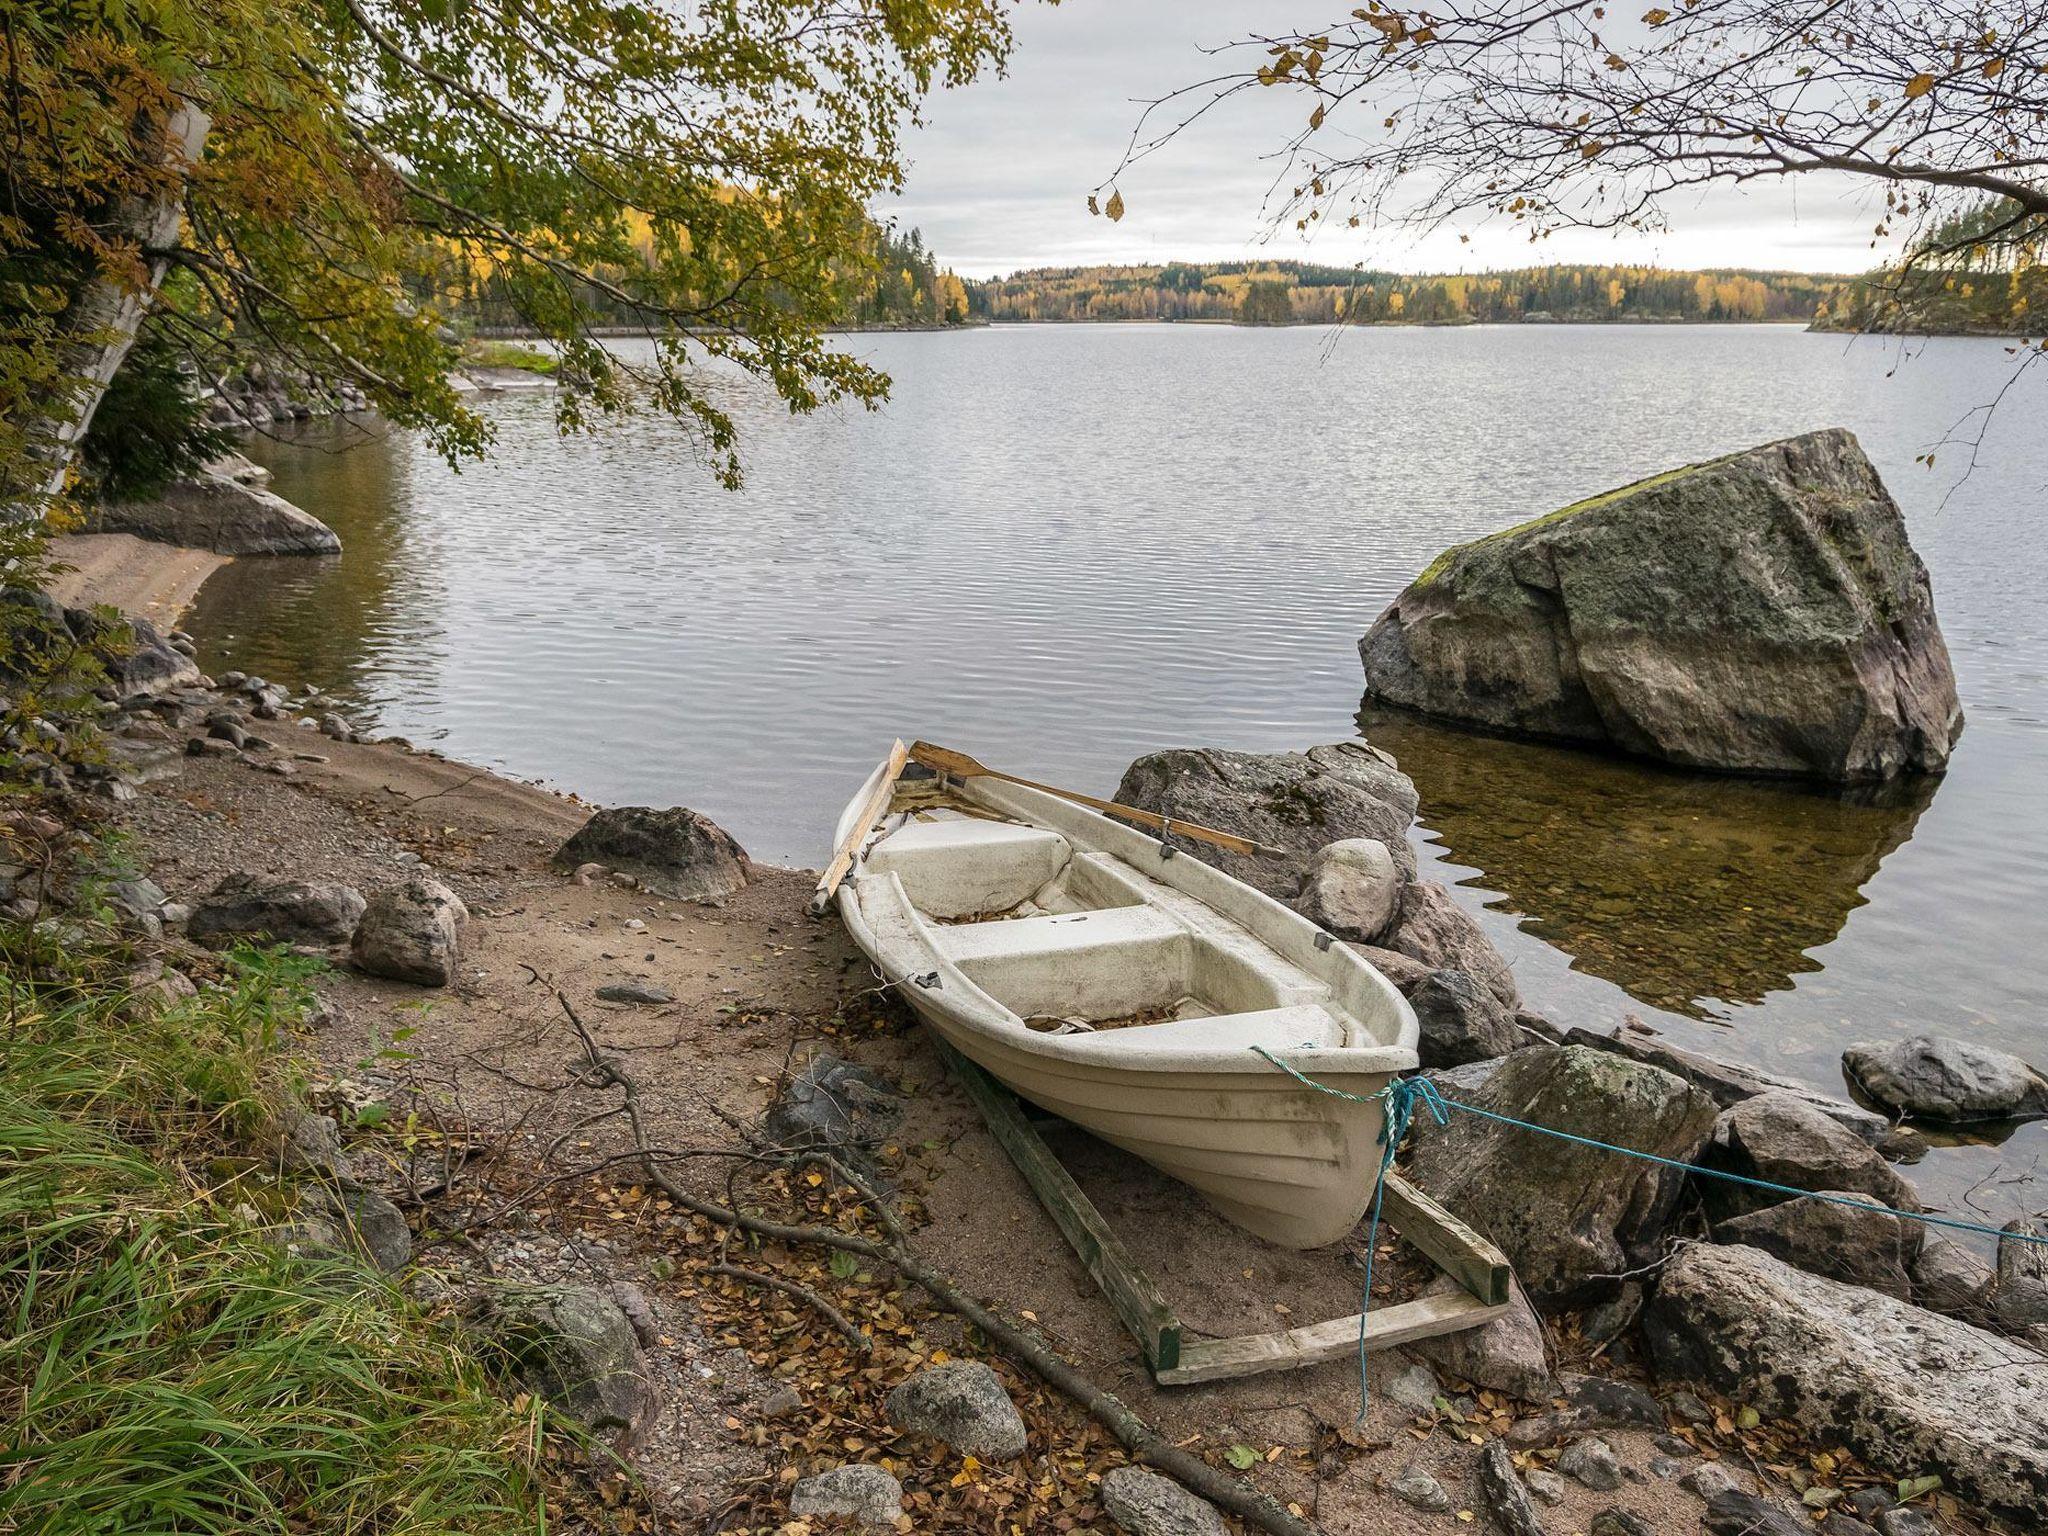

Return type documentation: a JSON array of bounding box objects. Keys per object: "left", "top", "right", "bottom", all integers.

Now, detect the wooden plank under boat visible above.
[{"left": 826, "top": 744, "right": 1420, "bottom": 1249}]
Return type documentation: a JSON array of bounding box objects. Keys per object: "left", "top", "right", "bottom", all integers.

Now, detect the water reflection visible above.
[{"left": 1361, "top": 705, "right": 1938, "bottom": 1018}]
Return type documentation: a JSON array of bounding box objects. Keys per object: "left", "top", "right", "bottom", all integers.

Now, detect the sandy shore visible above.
[
  {"left": 47, "top": 532, "right": 227, "bottom": 624},
  {"left": 96, "top": 701, "right": 1794, "bottom": 1536}
]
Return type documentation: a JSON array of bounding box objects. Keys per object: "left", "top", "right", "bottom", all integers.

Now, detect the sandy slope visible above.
[{"left": 46, "top": 532, "right": 227, "bottom": 623}]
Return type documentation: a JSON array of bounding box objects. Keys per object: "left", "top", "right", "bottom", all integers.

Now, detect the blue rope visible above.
[{"left": 1248, "top": 1046, "right": 2048, "bottom": 1417}]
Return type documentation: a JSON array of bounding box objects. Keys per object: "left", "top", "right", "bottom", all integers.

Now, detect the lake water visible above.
[{"left": 194, "top": 323, "right": 2048, "bottom": 1221}]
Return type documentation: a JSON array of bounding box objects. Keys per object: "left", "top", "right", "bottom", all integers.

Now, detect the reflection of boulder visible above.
[{"left": 1359, "top": 708, "right": 1934, "bottom": 1016}]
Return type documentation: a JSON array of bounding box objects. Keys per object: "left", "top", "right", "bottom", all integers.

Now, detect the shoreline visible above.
[{"left": 46, "top": 532, "right": 229, "bottom": 625}]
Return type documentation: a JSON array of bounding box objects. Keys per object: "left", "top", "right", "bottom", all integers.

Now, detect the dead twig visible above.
[
  {"left": 546, "top": 986, "right": 1323, "bottom": 1536},
  {"left": 702, "top": 1262, "right": 871, "bottom": 1352}
]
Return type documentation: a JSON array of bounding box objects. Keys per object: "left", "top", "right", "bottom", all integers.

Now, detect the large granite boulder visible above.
[
  {"left": 1293, "top": 836, "right": 1403, "bottom": 942},
  {"left": 188, "top": 872, "right": 366, "bottom": 948},
  {"left": 1410, "top": 967, "right": 1522, "bottom": 1068},
  {"left": 351, "top": 875, "right": 466, "bottom": 986},
  {"left": 1646, "top": 1242, "right": 2048, "bottom": 1526},
  {"left": 1565, "top": 1027, "right": 1891, "bottom": 1145},
  {"left": 471, "top": 1283, "right": 657, "bottom": 1446},
  {"left": 1404, "top": 1044, "right": 1718, "bottom": 1305},
  {"left": 1841, "top": 1035, "right": 2048, "bottom": 1124},
  {"left": 93, "top": 472, "right": 341, "bottom": 555},
  {"left": 1360, "top": 430, "right": 1963, "bottom": 781},
  {"left": 1701, "top": 1091, "right": 1918, "bottom": 1221},
  {"left": 555, "top": 805, "right": 748, "bottom": 900},
  {"left": 1112, "top": 743, "right": 1418, "bottom": 898},
  {"left": 1710, "top": 1191, "right": 1919, "bottom": 1299},
  {"left": 1383, "top": 880, "right": 1519, "bottom": 1008}
]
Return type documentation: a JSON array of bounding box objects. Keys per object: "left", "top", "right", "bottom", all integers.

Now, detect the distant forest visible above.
[
  {"left": 965, "top": 261, "right": 1843, "bottom": 326},
  {"left": 1814, "top": 203, "right": 2046, "bottom": 336}
]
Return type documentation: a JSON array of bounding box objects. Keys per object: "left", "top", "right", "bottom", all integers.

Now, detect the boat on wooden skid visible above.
[{"left": 821, "top": 741, "right": 1420, "bottom": 1249}]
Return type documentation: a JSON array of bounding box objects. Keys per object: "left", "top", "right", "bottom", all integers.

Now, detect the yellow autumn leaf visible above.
[
  {"left": 1310, "top": 103, "right": 1326, "bottom": 130},
  {"left": 1984, "top": 57, "right": 2007, "bottom": 77},
  {"left": 1904, "top": 72, "right": 1935, "bottom": 98},
  {"left": 1104, "top": 189, "right": 1126, "bottom": 222},
  {"left": 1642, "top": 6, "right": 1670, "bottom": 21}
]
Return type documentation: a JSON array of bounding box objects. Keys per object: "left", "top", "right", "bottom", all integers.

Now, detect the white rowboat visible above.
[{"left": 828, "top": 744, "right": 1421, "bottom": 1249}]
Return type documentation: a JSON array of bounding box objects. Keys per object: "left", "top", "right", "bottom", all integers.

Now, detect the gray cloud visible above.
[{"left": 881, "top": 0, "right": 1885, "bottom": 278}]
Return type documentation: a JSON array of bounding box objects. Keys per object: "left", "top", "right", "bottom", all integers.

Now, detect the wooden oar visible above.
[
  {"left": 908, "top": 741, "right": 1288, "bottom": 859},
  {"left": 808, "top": 738, "right": 909, "bottom": 916}
]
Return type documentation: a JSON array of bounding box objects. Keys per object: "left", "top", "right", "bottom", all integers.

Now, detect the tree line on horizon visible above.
[{"left": 964, "top": 260, "right": 1844, "bottom": 326}]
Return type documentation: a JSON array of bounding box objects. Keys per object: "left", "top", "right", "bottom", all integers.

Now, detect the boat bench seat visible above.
[
  {"left": 937, "top": 906, "right": 1189, "bottom": 1021},
  {"left": 867, "top": 816, "right": 1071, "bottom": 919},
  {"left": 1061, "top": 1003, "right": 1348, "bottom": 1056}
]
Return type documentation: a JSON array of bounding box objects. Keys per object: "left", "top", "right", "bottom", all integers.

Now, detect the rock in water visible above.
[
  {"left": 188, "top": 872, "right": 366, "bottom": 947},
  {"left": 1384, "top": 880, "right": 1520, "bottom": 1008},
  {"left": 884, "top": 1361, "right": 1027, "bottom": 1460},
  {"left": 351, "top": 876, "right": 467, "bottom": 986},
  {"left": 1099, "top": 1466, "right": 1229, "bottom": 1536},
  {"left": 1841, "top": 1035, "right": 2048, "bottom": 1123},
  {"left": 1359, "top": 430, "right": 1963, "bottom": 781},
  {"left": 555, "top": 805, "right": 748, "bottom": 900},
  {"left": 471, "top": 1284, "right": 656, "bottom": 1446},
  {"left": 1405, "top": 1044, "right": 1718, "bottom": 1305},
  {"left": 92, "top": 472, "right": 342, "bottom": 555},
  {"left": 1646, "top": 1242, "right": 2048, "bottom": 1526},
  {"left": 1112, "top": 743, "right": 1418, "bottom": 898},
  {"left": 1293, "top": 836, "right": 1404, "bottom": 941}
]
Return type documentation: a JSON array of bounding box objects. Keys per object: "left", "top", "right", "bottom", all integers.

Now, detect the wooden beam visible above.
[
  {"left": 1379, "top": 1173, "right": 1512, "bottom": 1307},
  {"left": 1157, "top": 1288, "right": 1510, "bottom": 1387},
  {"left": 934, "top": 1042, "right": 1183, "bottom": 1372}
]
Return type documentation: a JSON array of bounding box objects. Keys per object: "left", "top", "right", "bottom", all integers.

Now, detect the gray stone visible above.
[
  {"left": 1383, "top": 1360, "right": 1443, "bottom": 1412},
  {"left": 607, "top": 1281, "right": 660, "bottom": 1347},
  {"left": 1580, "top": 1284, "right": 1644, "bottom": 1345},
  {"left": 763, "top": 1054, "right": 902, "bottom": 1157},
  {"left": 1388, "top": 1463, "right": 1453, "bottom": 1513},
  {"left": 1293, "top": 837, "right": 1403, "bottom": 942},
  {"left": 189, "top": 871, "right": 366, "bottom": 947},
  {"left": 1111, "top": 742, "right": 1418, "bottom": 898},
  {"left": 595, "top": 980, "right": 674, "bottom": 1005},
  {"left": 302, "top": 1183, "right": 410, "bottom": 1272},
  {"left": 1524, "top": 1467, "right": 1566, "bottom": 1505},
  {"left": 1844, "top": 1486, "right": 1896, "bottom": 1520},
  {"left": 884, "top": 1361, "right": 1026, "bottom": 1460},
  {"left": 1404, "top": 1045, "right": 1718, "bottom": 1305},
  {"left": 276, "top": 1109, "right": 348, "bottom": 1176},
  {"left": 1842, "top": 1036, "right": 2048, "bottom": 1124},
  {"left": 1645, "top": 1241, "right": 2048, "bottom": 1526},
  {"left": 351, "top": 876, "right": 466, "bottom": 986},
  {"left": 1476, "top": 1440, "right": 1547, "bottom": 1536},
  {"left": 1590, "top": 1512, "right": 1654, "bottom": 1536},
  {"left": 761, "top": 1383, "right": 805, "bottom": 1419},
  {"left": 1704, "top": 1490, "right": 1810, "bottom": 1536},
  {"left": 789, "top": 1465, "right": 902, "bottom": 1529},
  {"left": 1664, "top": 1389, "right": 1713, "bottom": 1426},
  {"left": 122, "top": 963, "right": 198, "bottom": 1013},
  {"left": 1099, "top": 1465, "right": 1228, "bottom": 1536},
  {"left": 1558, "top": 1436, "right": 1624, "bottom": 1492},
  {"left": 1360, "top": 430, "right": 1963, "bottom": 781},
  {"left": 109, "top": 616, "right": 201, "bottom": 697},
  {"left": 1385, "top": 881, "right": 1520, "bottom": 1008},
  {"left": 1873, "top": 1511, "right": 1939, "bottom": 1536},
  {"left": 1679, "top": 1463, "right": 1742, "bottom": 1501},
  {"left": 1648, "top": 1456, "right": 1682, "bottom": 1479},
  {"left": 472, "top": 1283, "right": 656, "bottom": 1446},
  {"left": 1348, "top": 944, "right": 1432, "bottom": 994},
  {"left": 1706, "top": 1091, "right": 1919, "bottom": 1219},
  {"left": 1993, "top": 1220, "right": 2048, "bottom": 1329},
  {"left": 93, "top": 472, "right": 342, "bottom": 555},
  {"left": 555, "top": 805, "right": 749, "bottom": 901},
  {"left": 1712, "top": 1191, "right": 1919, "bottom": 1299},
  {"left": 1565, "top": 1027, "right": 1892, "bottom": 1145},
  {"left": 1819, "top": 1512, "right": 1879, "bottom": 1536},
  {"left": 1505, "top": 1373, "right": 1664, "bottom": 1448},
  {"left": 188, "top": 735, "right": 238, "bottom": 758},
  {"left": 318, "top": 712, "right": 352, "bottom": 740},
  {"left": 1408, "top": 1273, "right": 1553, "bottom": 1399},
  {"left": 1411, "top": 966, "right": 1523, "bottom": 1068}
]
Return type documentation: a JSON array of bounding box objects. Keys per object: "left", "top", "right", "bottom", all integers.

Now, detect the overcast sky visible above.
[{"left": 881, "top": 0, "right": 1889, "bottom": 279}]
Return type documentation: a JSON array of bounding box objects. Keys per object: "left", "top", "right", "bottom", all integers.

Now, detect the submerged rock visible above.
[
  {"left": 93, "top": 472, "right": 342, "bottom": 555},
  {"left": 1841, "top": 1035, "right": 2048, "bottom": 1124},
  {"left": 555, "top": 805, "right": 748, "bottom": 900},
  {"left": 1646, "top": 1242, "right": 2048, "bottom": 1526},
  {"left": 1405, "top": 1044, "right": 1717, "bottom": 1305},
  {"left": 1360, "top": 430, "right": 1963, "bottom": 781},
  {"left": 1111, "top": 742, "right": 1418, "bottom": 898}
]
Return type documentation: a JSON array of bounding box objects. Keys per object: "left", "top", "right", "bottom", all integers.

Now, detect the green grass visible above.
[
  {"left": 0, "top": 927, "right": 549, "bottom": 1535},
  {"left": 461, "top": 340, "right": 560, "bottom": 376}
]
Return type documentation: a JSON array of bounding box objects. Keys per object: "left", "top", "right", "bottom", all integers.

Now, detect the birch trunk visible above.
[{"left": 6, "top": 101, "right": 210, "bottom": 523}]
